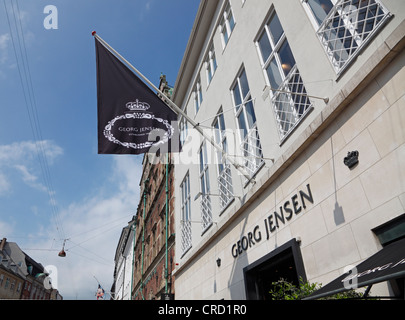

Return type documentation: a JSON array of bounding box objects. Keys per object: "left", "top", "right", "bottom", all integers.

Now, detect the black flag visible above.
[{"left": 95, "top": 38, "right": 178, "bottom": 155}]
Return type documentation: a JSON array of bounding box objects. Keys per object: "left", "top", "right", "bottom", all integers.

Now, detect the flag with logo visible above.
[{"left": 95, "top": 38, "right": 178, "bottom": 155}]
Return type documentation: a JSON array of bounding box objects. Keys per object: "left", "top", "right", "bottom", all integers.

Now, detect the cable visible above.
[
  {"left": 66, "top": 220, "right": 128, "bottom": 251},
  {"left": 3, "top": 0, "right": 66, "bottom": 240},
  {"left": 67, "top": 214, "right": 133, "bottom": 240}
]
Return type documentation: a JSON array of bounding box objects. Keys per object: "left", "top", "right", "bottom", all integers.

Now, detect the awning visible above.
[{"left": 305, "top": 237, "right": 405, "bottom": 300}]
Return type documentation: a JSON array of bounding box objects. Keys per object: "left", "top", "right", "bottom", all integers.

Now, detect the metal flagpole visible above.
[{"left": 92, "top": 31, "right": 253, "bottom": 183}]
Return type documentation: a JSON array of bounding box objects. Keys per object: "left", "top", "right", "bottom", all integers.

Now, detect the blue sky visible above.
[{"left": 0, "top": 0, "right": 199, "bottom": 299}]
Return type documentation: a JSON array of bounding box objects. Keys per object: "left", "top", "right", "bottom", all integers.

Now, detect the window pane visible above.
[
  {"left": 199, "top": 149, "right": 204, "bottom": 173},
  {"left": 219, "top": 113, "right": 225, "bottom": 133},
  {"left": 222, "top": 20, "right": 229, "bottom": 44},
  {"left": 238, "top": 113, "right": 247, "bottom": 138},
  {"left": 245, "top": 100, "right": 256, "bottom": 128},
  {"left": 239, "top": 70, "right": 250, "bottom": 99},
  {"left": 203, "top": 143, "right": 208, "bottom": 166},
  {"left": 307, "top": 0, "right": 333, "bottom": 25},
  {"left": 199, "top": 89, "right": 203, "bottom": 105},
  {"left": 201, "top": 175, "right": 206, "bottom": 193},
  {"left": 212, "top": 52, "right": 217, "bottom": 71},
  {"left": 278, "top": 40, "right": 296, "bottom": 76},
  {"left": 269, "top": 13, "right": 283, "bottom": 45},
  {"left": 205, "top": 172, "right": 210, "bottom": 192},
  {"left": 232, "top": 83, "right": 242, "bottom": 109},
  {"left": 266, "top": 58, "right": 283, "bottom": 88},
  {"left": 258, "top": 30, "right": 272, "bottom": 63},
  {"left": 228, "top": 10, "right": 235, "bottom": 31},
  {"left": 207, "top": 65, "right": 213, "bottom": 83},
  {"left": 214, "top": 123, "right": 220, "bottom": 144}
]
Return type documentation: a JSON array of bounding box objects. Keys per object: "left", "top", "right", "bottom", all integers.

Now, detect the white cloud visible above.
[
  {"left": 23, "top": 156, "right": 143, "bottom": 300},
  {"left": 145, "top": 0, "right": 153, "bottom": 11},
  {"left": 0, "top": 33, "right": 10, "bottom": 64},
  {"left": 14, "top": 164, "right": 48, "bottom": 192},
  {"left": 0, "top": 33, "right": 10, "bottom": 51},
  {"left": 0, "top": 172, "right": 11, "bottom": 195},
  {"left": 0, "top": 140, "right": 63, "bottom": 195}
]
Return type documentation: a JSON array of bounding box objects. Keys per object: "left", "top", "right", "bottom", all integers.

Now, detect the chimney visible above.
[{"left": 0, "top": 238, "right": 6, "bottom": 251}]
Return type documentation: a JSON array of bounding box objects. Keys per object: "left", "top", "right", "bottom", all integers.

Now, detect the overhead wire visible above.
[
  {"left": 3, "top": 3, "right": 135, "bottom": 269},
  {"left": 65, "top": 219, "right": 130, "bottom": 251},
  {"left": 3, "top": 0, "right": 66, "bottom": 241},
  {"left": 66, "top": 213, "right": 133, "bottom": 240}
]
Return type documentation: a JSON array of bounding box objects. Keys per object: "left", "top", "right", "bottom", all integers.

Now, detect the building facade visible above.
[
  {"left": 112, "top": 217, "right": 136, "bottom": 300},
  {"left": 0, "top": 238, "right": 62, "bottom": 300},
  {"left": 132, "top": 153, "right": 176, "bottom": 300},
  {"left": 172, "top": 0, "right": 405, "bottom": 299}
]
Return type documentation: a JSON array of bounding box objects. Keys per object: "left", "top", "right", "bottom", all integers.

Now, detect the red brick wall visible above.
[{"left": 132, "top": 156, "right": 175, "bottom": 300}]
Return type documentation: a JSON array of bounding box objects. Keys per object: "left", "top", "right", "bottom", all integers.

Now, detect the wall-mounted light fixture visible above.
[
  {"left": 216, "top": 258, "right": 221, "bottom": 267},
  {"left": 344, "top": 151, "right": 359, "bottom": 169}
]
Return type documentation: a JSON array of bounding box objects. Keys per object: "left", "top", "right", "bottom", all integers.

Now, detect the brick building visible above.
[{"left": 132, "top": 75, "right": 176, "bottom": 300}]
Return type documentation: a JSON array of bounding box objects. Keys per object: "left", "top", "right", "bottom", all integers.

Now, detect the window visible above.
[
  {"left": 205, "top": 44, "right": 218, "bottom": 85},
  {"left": 199, "top": 142, "right": 212, "bottom": 232},
  {"left": 10, "top": 279, "right": 15, "bottom": 291},
  {"left": 256, "top": 11, "right": 312, "bottom": 140},
  {"left": 219, "top": 1, "right": 235, "bottom": 48},
  {"left": 194, "top": 79, "right": 203, "bottom": 114},
  {"left": 303, "top": 0, "right": 391, "bottom": 73},
  {"left": 180, "top": 173, "right": 192, "bottom": 255},
  {"left": 179, "top": 113, "right": 188, "bottom": 149},
  {"left": 213, "top": 109, "right": 234, "bottom": 210},
  {"left": 373, "top": 214, "right": 405, "bottom": 246},
  {"left": 231, "top": 68, "right": 263, "bottom": 178}
]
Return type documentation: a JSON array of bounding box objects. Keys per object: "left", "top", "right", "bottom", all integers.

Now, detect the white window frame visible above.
[
  {"left": 180, "top": 172, "right": 192, "bottom": 255},
  {"left": 219, "top": 1, "right": 236, "bottom": 49},
  {"left": 213, "top": 109, "right": 234, "bottom": 211},
  {"left": 302, "top": 0, "right": 391, "bottom": 74},
  {"left": 231, "top": 68, "right": 256, "bottom": 139},
  {"left": 231, "top": 68, "right": 264, "bottom": 179},
  {"left": 256, "top": 10, "right": 313, "bottom": 141},
  {"left": 193, "top": 78, "right": 203, "bottom": 114},
  {"left": 205, "top": 43, "right": 218, "bottom": 85},
  {"left": 213, "top": 109, "right": 227, "bottom": 173},
  {"left": 179, "top": 112, "right": 188, "bottom": 149},
  {"left": 198, "top": 141, "right": 212, "bottom": 232}
]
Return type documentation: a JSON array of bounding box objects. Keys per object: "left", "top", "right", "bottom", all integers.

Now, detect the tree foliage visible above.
[{"left": 268, "top": 277, "right": 364, "bottom": 300}]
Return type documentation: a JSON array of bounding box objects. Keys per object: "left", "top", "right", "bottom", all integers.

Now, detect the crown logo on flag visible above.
[{"left": 126, "top": 99, "right": 150, "bottom": 111}]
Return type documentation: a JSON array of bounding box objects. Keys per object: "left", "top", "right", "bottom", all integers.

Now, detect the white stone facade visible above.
[{"left": 172, "top": 0, "right": 405, "bottom": 300}]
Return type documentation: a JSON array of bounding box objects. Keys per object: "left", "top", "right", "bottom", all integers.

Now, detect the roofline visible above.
[{"left": 172, "top": 0, "right": 219, "bottom": 106}]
